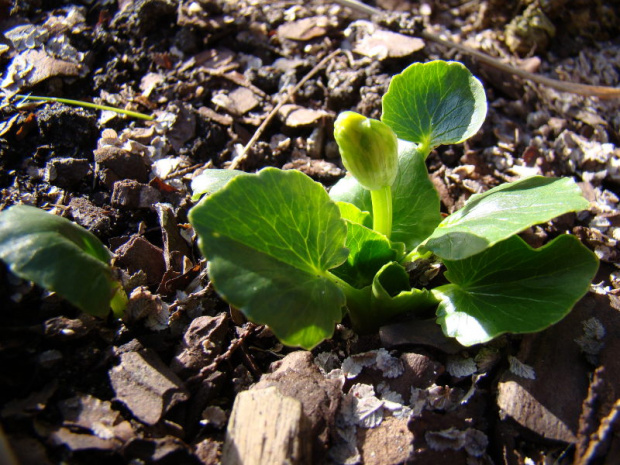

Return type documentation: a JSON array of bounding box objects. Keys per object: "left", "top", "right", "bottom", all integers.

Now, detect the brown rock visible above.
[
  {"left": 357, "top": 417, "right": 413, "bottom": 465},
  {"left": 108, "top": 350, "right": 189, "bottom": 425},
  {"left": 111, "top": 179, "right": 161, "bottom": 209},
  {"left": 114, "top": 235, "right": 166, "bottom": 286},
  {"left": 94, "top": 145, "right": 150, "bottom": 185},
  {"left": 68, "top": 197, "right": 116, "bottom": 235},
  {"left": 45, "top": 157, "right": 92, "bottom": 188}
]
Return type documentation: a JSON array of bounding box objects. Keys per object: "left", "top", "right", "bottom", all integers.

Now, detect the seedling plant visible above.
[{"left": 189, "top": 60, "right": 598, "bottom": 349}]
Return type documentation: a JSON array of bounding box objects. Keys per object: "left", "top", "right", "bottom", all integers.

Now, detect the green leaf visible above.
[
  {"left": 347, "top": 262, "right": 437, "bottom": 333},
  {"left": 190, "top": 169, "right": 246, "bottom": 201},
  {"left": 336, "top": 201, "right": 372, "bottom": 228},
  {"left": 331, "top": 220, "right": 402, "bottom": 289},
  {"left": 382, "top": 61, "right": 487, "bottom": 151},
  {"left": 432, "top": 235, "right": 599, "bottom": 346},
  {"left": 421, "top": 176, "right": 590, "bottom": 260},
  {"left": 330, "top": 141, "right": 442, "bottom": 249},
  {"left": 0, "top": 205, "right": 117, "bottom": 317},
  {"left": 189, "top": 168, "right": 349, "bottom": 349}
]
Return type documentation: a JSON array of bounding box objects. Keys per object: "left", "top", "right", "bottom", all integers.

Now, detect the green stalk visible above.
[
  {"left": 370, "top": 185, "right": 393, "bottom": 238},
  {"left": 15, "top": 95, "right": 155, "bottom": 121}
]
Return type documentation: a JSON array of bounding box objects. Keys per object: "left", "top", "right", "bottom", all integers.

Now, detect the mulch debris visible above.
[{"left": 1, "top": 0, "right": 620, "bottom": 464}]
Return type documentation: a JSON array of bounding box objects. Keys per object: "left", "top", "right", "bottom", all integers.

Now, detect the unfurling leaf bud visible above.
[{"left": 334, "top": 111, "right": 399, "bottom": 191}]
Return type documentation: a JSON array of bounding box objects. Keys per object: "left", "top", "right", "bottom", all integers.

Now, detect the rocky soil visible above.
[{"left": 1, "top": 0, "right": 620, "bottom": 464}]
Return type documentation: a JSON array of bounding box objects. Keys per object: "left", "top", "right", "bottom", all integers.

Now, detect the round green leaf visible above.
[
  {"left": 0, "top": 205, "right": 116, "bottom": 317},
  {"left": 382, "top": 61, "right": 487, "bottom": 150},
  {"left": 432, "top": 235, "right": 599, "bottom": 346},
  {"left": 189, "top": 168, "right": 349, "bottom": 349}
]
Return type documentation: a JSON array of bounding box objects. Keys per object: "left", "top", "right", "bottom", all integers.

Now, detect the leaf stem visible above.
[
  {"left": 15, "top": 94, "right": 155, "bottom": 121},
  {"left": 370, "top": 185, "right": 393, "bottom": 238}
]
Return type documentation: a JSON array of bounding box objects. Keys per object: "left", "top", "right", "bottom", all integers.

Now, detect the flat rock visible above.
[
  {"left": 212, "top": 87, "right": 259, "bottom": 116},
  {"left": 94, "top": 145, "right": 150, "bottom": 187},
  {"left": 114, "top": 235, "right": 166, "bottom": 286},
  {"left": 109, "top": 349, "right": 189, "bottom": 425},
  {"left": 45, "top": 157, "right": 92, "bottom": 188},
  {"left": 354, "top": 28, "right": 425, "bottom": 59},
  {"left": 111, "top": 179, "right": 162, "bottom": 209},
  {"left": 68, "top": 197, "right": 116, "bottom": 235},
  {"left": 277, "top": 16, "right": 330, "bottom": 41}
]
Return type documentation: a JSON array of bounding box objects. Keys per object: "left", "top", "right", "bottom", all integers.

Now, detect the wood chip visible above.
[
  {"left": 277, "top": 16, "right": 329, "bottom": 41},
  {"left": 279, "top": 104, "right": 329, "bottom": 127},
  {"left": 354, "top": 30, "right": 424, "bottom": 59},
  {"left": 222, "top": 386, "right": 312, "bottom": 465},
  {"left": 212, "top": 87, "right": 259, "bottom": 116}
]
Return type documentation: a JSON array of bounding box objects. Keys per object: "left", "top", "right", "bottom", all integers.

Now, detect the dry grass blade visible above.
[
  {"left": 228, "top": 49, "right": 341, "bottom": 170},
  {"left": 332, "top": 0, "right": 620, "bottom": 99}
]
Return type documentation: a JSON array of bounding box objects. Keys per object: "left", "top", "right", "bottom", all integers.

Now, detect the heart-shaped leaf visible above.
[
  {"left": 189, "top": 168, "right": 349, "bottom": 349},
  {"left": 432, "top": 235, "right": 599, "bottom": 346},
  {"left": 0, "top": 205, "right": 117, "bottom": 317},
  {"left": 330, "top": 141, "right": 442, "bottom": 249},
  {"left": 421, "top": 176, "right": 590, "bottom": 260},
  {"left": 382, "top": 61, "right": 487, "bottom": 151}
]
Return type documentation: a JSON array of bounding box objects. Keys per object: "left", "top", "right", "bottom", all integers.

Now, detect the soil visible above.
[{"left": 1, "top": 1, "right": 620, "bottom": 464}]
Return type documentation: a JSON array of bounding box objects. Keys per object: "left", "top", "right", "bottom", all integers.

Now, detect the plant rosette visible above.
[{"left": 189, "top": 60, "right": 598, "bottom": 349}]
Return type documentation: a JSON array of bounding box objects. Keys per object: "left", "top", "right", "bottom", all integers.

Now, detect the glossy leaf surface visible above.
[
  {"left": 189, "top": 168, "right": 348, "bottom": 349},
  {"left": 382, "top": 61, "right": 487, "bottom": 150},
  {"left": 422, "top": 176, "right": 590, "bottom": 260},
  {"left": 432, "top": 235, "right": 599, "bottom": 346}
]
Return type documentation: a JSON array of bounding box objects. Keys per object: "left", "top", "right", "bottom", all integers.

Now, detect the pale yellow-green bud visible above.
[{"left": 334, "top": 111, "right": 398, "bottom": 191}]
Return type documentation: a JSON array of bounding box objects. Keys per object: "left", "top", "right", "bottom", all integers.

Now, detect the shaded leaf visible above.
[
  {"left": 331, "top": 220, "right": 402, "bottom": 289},
  {"left": 0, "top": 205, "right": 116, "bottom": 317},
  {"left": 432, "top": 235, "right": 599, "bottom": 346}
]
